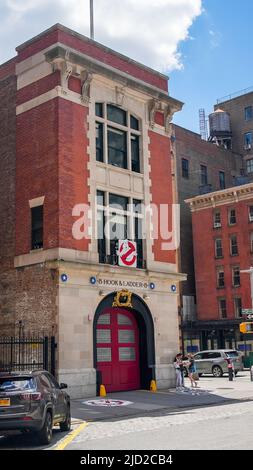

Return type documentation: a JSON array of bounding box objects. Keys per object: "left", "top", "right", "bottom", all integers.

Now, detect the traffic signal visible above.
[{"left": 239, "top": 322, "right": 253, "bottom": 334}]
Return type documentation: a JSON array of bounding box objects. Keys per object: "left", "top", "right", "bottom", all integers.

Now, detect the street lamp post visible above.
[{"left": 90, "top": 0, "right": 94, "bottom": 39}]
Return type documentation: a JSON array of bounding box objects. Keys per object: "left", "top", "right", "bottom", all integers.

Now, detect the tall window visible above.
[
  {"left": 228, "top": 208, "right": 236, "bottom": 225},
  {"left": 234, "top": 297, "right": 242, "bottom": 318},
  {"left": 213, "top": 211, "right": 221, "bottom": 228},
  {"left": 215, "top": 238, "right": 223, "bottom": 258},
  {"left": 182, "top": 158, "right": 189, "bottom": 178},
  {"left": 244, "top": 132, "right": 252, "bottom": 148},
  {"left": 31, "top": 206, "right": 43, "bottom": 250},
  {"left": 219, "top": 171, "right": 226, "bottom": 190},
  {"left": 95, "top": 103, "right": 141, "bottom": 172},
  {"left": 96, "top": 191, "right": 144, "bottom": 268},
  {"left": 246, "top": 159, "right": 253, "bottom": 174},
  {"left": 249, "top": 205, "right": 253, "bottom": 221},
  {"left": 232, "top": 266, "right": 240, "bottom": 287},
  {"left": 245, "top": 106, "right": 253, "bottom": 121},
  {"left": 217, "top": 267, "right": 225, "bottom": 289},
  {"left": 219, "top": 299, "right": 227, "bottom": 319},
  {"left": 230, "top": 235, "right": 238, "bottom": 256},
  {"left": 250, "top": 232, "right": 253, "bottom": 253},
  {"left": 200, "top": 164, "right": 208, "bottom": 186}
]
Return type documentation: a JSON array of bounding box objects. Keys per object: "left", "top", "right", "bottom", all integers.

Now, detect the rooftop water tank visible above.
[{"left": 209, "top": 109, "right": 231, "bottom": 137}]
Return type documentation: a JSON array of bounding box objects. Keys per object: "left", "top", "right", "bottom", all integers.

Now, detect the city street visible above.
[{"left": 0, "top": 371, "right": 253, "bottom": 450}]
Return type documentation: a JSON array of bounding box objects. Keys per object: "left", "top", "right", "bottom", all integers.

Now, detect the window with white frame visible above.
[
  {"left": 249, "top": 205, "right": 253, "bottom": 222},
  {"left": 96, "top": 190, "right": 144, "bottom": 268},
  {"left": 95, "top": 103, "right": 141, "bottom": 172},
  {"left": 230, "top": 235, "right": 239, "bottom": 256},
  {"left": 245, "top": 106, "right": 253, "bottom": 122},
  {"left": 213, "top": 211, "right": 221, "bottom": 228},
  {"left": 217, "top": 267, "right": 225, "bottom": 288},
  {"left": 228, "top": 208, "right": 236, "bottom": 225},
  {"left": 215, "top": 238, "right": 223, "bottom": 258},
  {"left": 246, "top": 159, "right": 253, "bottom": 174}
]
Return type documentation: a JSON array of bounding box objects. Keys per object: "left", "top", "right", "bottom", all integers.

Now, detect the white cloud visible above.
[{"left": 2, "top": 0, "right": 203, "bottom": 72}]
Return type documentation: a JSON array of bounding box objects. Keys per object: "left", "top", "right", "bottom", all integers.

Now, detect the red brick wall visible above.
[
  {"left": 58, "top": 99, "right": 90, "bottom": 251},
  {"left": 16, "top": 25, "right": 168, "bottom": 92},
  {"left": 17, "top": 71, "right": 61, "bottom": 106},
  {"left": 0, "top": 75, "right": 17, "bottom": 334},
  {"left": 16, "top": 98, "right": 59, "bottom": 255},
  {"left": 0, "top": 58, "right": 16, "bottom": 80},
  {"left": 149, "top": 130, "right": 176, "bottom": 264},
  {"left": 192, "top": 201, "right": 253, "bottom": 321}
]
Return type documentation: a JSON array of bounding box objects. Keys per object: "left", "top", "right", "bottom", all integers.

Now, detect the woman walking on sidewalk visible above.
[
  {"left": 174, "top": 353, "right": 183, "bottom": 390},
  {"left": 187, "top": 353, "right": 199, "bottom": 388}
]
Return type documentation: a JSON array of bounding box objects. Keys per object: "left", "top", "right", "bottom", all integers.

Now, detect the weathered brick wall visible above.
[
  {"left": 149, "top": 129, "right": 176, "bottom": 264},
  {"left": 0, "top": 75, "right": 17, "bottom": 335}
]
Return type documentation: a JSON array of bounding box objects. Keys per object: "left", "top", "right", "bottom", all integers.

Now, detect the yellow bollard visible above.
[
  {"left": 150, "top": 380, "right": 157, "bottom": 392},
  {"left": 99, "top": 384, "right": 106, "bottom": 397}
]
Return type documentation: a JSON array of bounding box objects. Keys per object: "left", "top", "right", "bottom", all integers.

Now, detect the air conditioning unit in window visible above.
[
  {"left": 244, "top": 144, "right": 252, "bottom": 150},
  {"left": 249, "top": 215, "right": 253, "bottom": 222},
  {"left": 214, "top": 222, "right": 221, "bottom": 228}
]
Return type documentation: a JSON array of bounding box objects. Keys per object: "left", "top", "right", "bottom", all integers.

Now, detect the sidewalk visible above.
[{"left": 71, "top": 371, "right": 253, "bottom": 423}]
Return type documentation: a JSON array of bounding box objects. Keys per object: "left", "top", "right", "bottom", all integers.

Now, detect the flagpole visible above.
[{"left": 90, "top": 0, "right": 94, "bottom": 39}]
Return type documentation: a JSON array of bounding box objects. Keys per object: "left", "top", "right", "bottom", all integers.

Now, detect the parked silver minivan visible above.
[{"left": 193, "top": 349, "right": 244, "bottom": 377}]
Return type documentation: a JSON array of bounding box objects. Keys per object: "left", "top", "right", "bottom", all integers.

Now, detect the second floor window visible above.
[
  {"left": 230, "top": 235, "right": 238, "bottom": 256},
  {"left": 228, "top": 208, "right": 236, "bottom": 225},
  {"left": 249, "top": 205, "right": 253, "bottom": 222},
  {"left": 96, "top": 191, "right": 144, "bottom": 268},
  {"left": 219, "top": 299, "right": 227, "bottom": 319},
  {"left": 31, "top": 206, "right": 43, "bottom": 250},
  {"left": 234, "top": 297, "right": 242, "bottom": 318},
  {"left": 182, "top": 158, "right": 189, "bottom": 178},
  {"left": 200, "top": 164, "right": 208, "bottom": 186},
  {"left": 95, "top": 103, "right": 141, "bottom": 172},
  {"left": 215, "top": 238, "right": 223, "bottom": 258},
  {"left": 232, "top": 267, "right": 240, "bottom": 287}
]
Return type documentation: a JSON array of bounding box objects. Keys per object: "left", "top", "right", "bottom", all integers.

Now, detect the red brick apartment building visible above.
[
  {"left": 186, "top": 183, "right": 253, "bottom": 353},
  {"left": 0, "top": 24, "right": 184, "bottom": 397}
]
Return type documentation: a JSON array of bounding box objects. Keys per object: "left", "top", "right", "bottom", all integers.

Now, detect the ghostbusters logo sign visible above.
[{"left": 118, "top": 240, "right": 137, "bottom": 268}]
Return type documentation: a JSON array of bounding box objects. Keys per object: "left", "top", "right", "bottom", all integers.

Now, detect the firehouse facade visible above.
[{"left": 0, "top": 24, "right": 184, "bottom": 397}]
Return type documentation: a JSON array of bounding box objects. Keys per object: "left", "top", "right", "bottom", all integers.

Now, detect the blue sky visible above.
[
  {"left": 1, "top": 0, "right": 252, "bottom": 133},
  {"left": 171, "top": 0, "right": 253, "bottom": 132}
]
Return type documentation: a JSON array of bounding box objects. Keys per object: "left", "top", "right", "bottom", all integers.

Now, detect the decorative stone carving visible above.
[
  {"left": 148, "top": 99, "right": 160, "bottom": 128},
  {"left": 164, "top": 104, "right": 176, "bottom": 134},
  {"left": 81, "top": 71, "right": 93, "bottom": 103},
  {"left": 61, "top": 61, "right": 73, "bottom": 89},
  {"left": 115, "top": 86, "right": 125, "bottom": 106}
]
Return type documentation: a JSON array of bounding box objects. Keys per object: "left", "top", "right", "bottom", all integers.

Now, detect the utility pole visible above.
[{"left": 90, "top": 0, "right": 94, "bottom": 39}]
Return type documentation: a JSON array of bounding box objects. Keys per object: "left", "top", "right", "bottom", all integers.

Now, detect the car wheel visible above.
[
  {"left": 60, "top": 405, "right": 71, "bottom": 432},
  {"left": 37, "top": 411, "right": 53, "bottom": 445},
  {"left": 212, "top": 365, "right": 223, "bottom": 377}
]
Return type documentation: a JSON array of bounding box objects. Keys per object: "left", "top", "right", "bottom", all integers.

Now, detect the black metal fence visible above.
[{"left": 0, "top": 336, "right": 57, "bottom": 376}]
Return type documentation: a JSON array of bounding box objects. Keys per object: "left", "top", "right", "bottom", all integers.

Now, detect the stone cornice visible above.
[
  {"left": 44, "top": 45, "right": 183, "bottom": 112},
  {"left": 185, "top": 182, "right": 253, "bottom": 212}
]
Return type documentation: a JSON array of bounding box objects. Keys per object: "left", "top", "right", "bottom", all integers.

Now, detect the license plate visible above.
[{"left": 0, "top": 398, "right": 10, "bottom": 407}]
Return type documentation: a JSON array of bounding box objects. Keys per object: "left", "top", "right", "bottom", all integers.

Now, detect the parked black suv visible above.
[{"left": 0, "top": 370, "right": 71, "bottom": 445}]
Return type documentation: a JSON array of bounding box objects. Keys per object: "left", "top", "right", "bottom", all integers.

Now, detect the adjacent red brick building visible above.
[{"left": 186, "top": 183, "right": 253, "bottom": 353}]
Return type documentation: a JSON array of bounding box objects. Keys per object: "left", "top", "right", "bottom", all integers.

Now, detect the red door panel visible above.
[{"left": 96, "top": 308, "right": 140, "bottom": 392}]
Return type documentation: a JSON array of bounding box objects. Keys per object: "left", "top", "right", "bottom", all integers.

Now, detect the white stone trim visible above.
[
  {"left": 16, "top": 86, "right": 86, "bottom": 115},
  {"left": 29, "top": 196, "right": 45, "bottom": 208}
]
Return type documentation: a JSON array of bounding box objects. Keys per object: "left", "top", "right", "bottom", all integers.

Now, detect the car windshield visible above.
[
  {"left": 0, "top": 377, "right": 36, "bottom": 391},
  {"left": 225, "top": 351, "right": 238, "bottom": 358}
]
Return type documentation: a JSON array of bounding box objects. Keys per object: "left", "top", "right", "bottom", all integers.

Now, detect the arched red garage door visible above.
[{"left": 96, "top": 308, "right": 140, "bottom": 392}]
